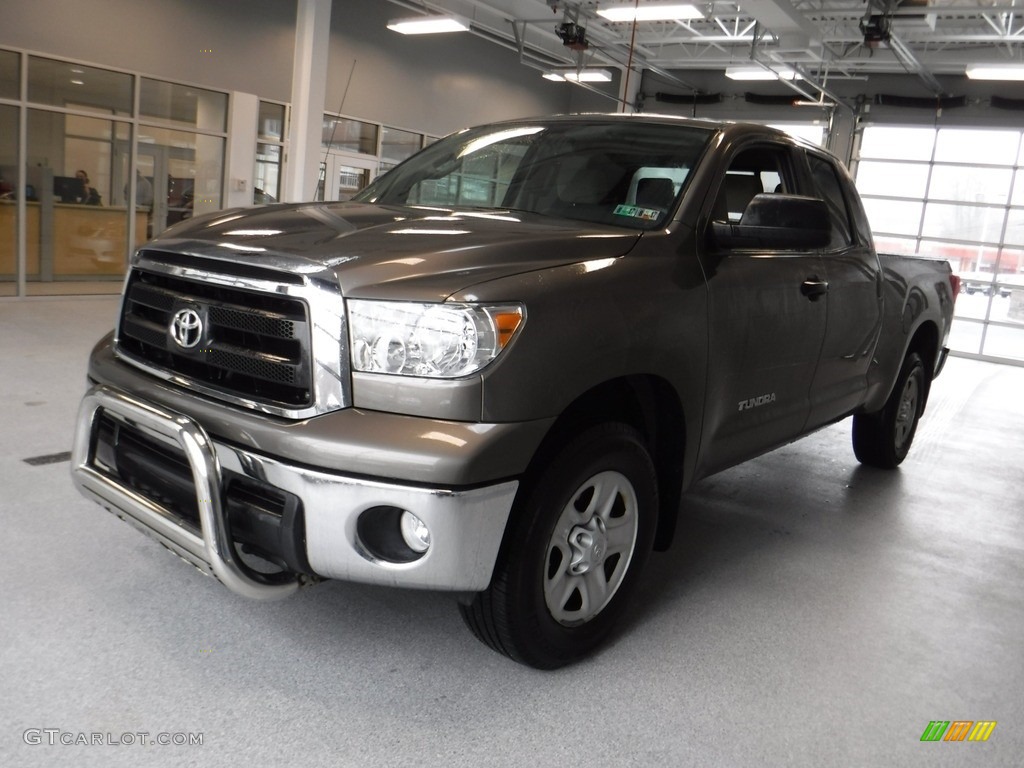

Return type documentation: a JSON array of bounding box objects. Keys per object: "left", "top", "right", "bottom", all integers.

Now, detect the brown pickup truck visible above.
[{"left": 71, "top": 115, "right": 958, "bottom": 668}]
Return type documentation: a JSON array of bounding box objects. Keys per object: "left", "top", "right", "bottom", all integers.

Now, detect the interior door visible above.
[
  {"left": 318, "top": 153, "right": 377, "bottom": 202},
  {"left": 137, "top": 144, "right": 169, "bottom": 236}
]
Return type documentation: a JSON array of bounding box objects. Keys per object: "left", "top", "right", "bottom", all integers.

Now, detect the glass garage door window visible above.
[{"left": 855, "top": 125, "right": 1024, "bottom": 364}]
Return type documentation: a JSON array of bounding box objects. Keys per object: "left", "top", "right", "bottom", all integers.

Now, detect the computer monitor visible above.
[{"left": 53, "top": 176, "right": 83, "bottom": 203}]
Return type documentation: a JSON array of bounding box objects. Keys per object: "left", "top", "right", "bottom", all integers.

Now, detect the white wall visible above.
[
  {"left": 324, "top": 0, "right": 609, "bottom": 136},
  {"left": 0, "top": 0, "right": 610, "bottom": 137},
  {"left": 0, "top": 0, "right": 296, "bottom": 100}
]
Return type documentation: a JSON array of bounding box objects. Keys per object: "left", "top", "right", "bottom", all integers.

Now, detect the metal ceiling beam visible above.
[
  {"left": 735, "top": 0, "right": 824, "bottom": 49},
  {"left": 387, "top": 0, "right": 1024, "bottom": 91}
]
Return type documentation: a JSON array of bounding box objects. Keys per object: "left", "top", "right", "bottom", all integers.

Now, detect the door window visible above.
[
  {"left": 712, "top": 145, "right": 794, "bottom": 225},
  {"left": 806, "top": 153, "right": 854, "bottom": 249}
]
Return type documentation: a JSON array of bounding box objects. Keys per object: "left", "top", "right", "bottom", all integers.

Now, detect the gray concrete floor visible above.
[{"left": 1, "top": 296, "right": 1022, "bottom": 768}]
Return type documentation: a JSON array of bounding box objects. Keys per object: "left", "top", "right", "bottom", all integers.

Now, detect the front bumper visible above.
[{"left": 71, "top": 385, "right": 519, "bottom": 599}]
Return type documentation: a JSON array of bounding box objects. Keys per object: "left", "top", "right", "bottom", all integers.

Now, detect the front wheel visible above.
[
  {"left": 459, "top": 422, "right": 658, "bottom": 669},
  {"left": 852, "top": 351, "right": 926, "bottom": 469}
]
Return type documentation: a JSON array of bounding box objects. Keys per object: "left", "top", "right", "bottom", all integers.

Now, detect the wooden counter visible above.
[{"left": 1, "top": 200, "right": 147, "bottom": 280}]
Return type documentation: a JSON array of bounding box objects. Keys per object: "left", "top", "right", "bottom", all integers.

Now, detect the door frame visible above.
[{"left": 318, "top": 151, "right": 378, "bottom": 202}]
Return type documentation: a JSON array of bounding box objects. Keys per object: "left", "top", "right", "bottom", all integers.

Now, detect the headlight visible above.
[{"left": 347, "top": 299, "right": 524, "bottom": 378}]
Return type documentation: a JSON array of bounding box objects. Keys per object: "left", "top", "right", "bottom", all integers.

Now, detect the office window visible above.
[
  {"left": 258, "top": 101, "right": 285, "bottom": 141},
  {"left": 137, "top": 126, "right": 224, "bottom": 238},
  {"left": 322, "top": 117, "right": 377, "bottom": 155},
  {"left": 140, "top": 78, "right": 227, "bottom": 132},
  {"left": 0, "top": 104, "right": 17, "bottom": 296},
  {"left": 28, "top": 56, "right": 132, "bottom": 116},
  {"left": 380, "top": 126, "right": 422, "bottom": 172},
  {"left": 255, "top": 143, "right": 281, "bottom": 203},
  {"left": 0, "top": 49, "right": 18, "bottom": 100},
  {"left": 24, "top": 109, "right": 136, "bottom": 293}
]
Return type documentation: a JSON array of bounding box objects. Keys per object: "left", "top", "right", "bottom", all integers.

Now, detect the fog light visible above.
[{"left": 399, "top": 511, "right": 431, "bottom": 554}]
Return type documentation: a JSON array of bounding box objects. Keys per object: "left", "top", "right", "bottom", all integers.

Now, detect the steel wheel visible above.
[
  {"left": 458, "top": 422, "right": 658, "bottom": 668},
  {"left": 893, "top": 372, "right": 920, "bottom": 452},
  {"left": 543, "top": 470, "right": 639, "bottom": 626},
  {"left": 853, "top": 351, "right": 926, "bottom": 469}
]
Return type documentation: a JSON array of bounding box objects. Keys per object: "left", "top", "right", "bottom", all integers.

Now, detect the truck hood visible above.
[{"left": 148, "top": 202, "right": 642, "bottom": 301}]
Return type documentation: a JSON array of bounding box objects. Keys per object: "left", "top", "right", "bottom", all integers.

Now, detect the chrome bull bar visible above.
[{"left": 71, "top": 384, "right": 301, "bottom": 600}]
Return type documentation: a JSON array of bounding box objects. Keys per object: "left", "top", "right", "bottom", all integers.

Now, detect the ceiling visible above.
[{"left": 386, "top": 0, "right": 1024, "bottom": 102}]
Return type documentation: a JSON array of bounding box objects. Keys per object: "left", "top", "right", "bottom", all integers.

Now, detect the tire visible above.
[
  {"left": 852, "top": 352, "right": 926, "bottom": 469},
  {"left": 459, "top": 422, "right": 658, "bottom": 669}
]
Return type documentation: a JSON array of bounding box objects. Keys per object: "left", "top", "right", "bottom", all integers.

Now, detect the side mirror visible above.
[{"left": 712, "top": 194, "right": 831, "bottom": 251}]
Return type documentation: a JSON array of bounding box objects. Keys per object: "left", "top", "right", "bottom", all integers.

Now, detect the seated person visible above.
[{"left": 74, "top": 170, "right": 102, "bottom": 205}]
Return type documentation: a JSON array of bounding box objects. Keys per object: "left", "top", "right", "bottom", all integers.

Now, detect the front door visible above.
[{"left": 695, "top": 142, "right": 828, "bottom": 475}]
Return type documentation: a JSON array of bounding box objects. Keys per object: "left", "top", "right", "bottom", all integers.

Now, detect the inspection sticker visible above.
[{"left": 613, "top": 204, "right": 661, "bottom": 221}]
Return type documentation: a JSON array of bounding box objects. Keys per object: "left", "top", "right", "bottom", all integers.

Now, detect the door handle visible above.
[{"left": 801, "top": 277, "right": 829, "bottom": 301}]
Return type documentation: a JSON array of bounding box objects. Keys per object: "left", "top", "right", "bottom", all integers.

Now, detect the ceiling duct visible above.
[
  {"left": 653, "top": 91, "right": 723, "bottom": 105},
  {"left": 873, "top": 93, "right": 966, "bottom": 108}
]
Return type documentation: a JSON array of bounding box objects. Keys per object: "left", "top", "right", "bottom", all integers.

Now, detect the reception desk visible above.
[{"left": 0, "top": 200, "right": 148, "bottom": 281}]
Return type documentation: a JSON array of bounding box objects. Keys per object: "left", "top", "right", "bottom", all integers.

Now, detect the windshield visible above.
[{"left": 353, "top": 120, "right": 713, "bottom": 230}]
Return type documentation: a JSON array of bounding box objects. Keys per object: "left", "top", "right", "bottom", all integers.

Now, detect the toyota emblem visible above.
[{"left": 170, "top": 308, "right": 203, "bottom": 349}]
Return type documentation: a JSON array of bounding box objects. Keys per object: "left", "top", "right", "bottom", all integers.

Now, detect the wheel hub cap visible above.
[
  {"left": 895, "top": 376, "right": 919, "bottom": 448},
  {"left": 542, "top": 470, "right": 640, "bottom": 626},
  {"left": 568, "top": 518, "right": 608, "bottom": 574}
]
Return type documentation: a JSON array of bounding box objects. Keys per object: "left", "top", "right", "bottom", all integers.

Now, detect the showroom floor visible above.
[{"left": 1, "top": 297, "right": 1022, "bottom": 768}]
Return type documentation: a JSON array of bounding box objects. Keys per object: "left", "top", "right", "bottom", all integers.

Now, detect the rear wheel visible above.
[
  {"left": 459, "top": 422, "right": 657, "bottom": 669},
  {"left": 852, "top": 351, "right": 926, "bottom": 469}
]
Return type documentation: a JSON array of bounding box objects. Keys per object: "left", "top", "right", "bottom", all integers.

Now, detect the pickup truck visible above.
[{"left": 71, "top": 115, "right": 958, "bottom": 669}]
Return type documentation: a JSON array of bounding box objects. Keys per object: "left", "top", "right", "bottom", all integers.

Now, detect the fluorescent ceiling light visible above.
[
  {"left": 965, "top": 64, "right": 1024, "bottom": 81},
  {"left": 597, "top": 3, "right": 703, "bottom": 21},
  {"left": 725, "top": 65, "right": 800, "bottom": 81},
  {"left": 387, "top": 16, "right": 469, "bottom": 35},
  {"left": 545, "top": 69, "right": 613, "bottom": 83}
]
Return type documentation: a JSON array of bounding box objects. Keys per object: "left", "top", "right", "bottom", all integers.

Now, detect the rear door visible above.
[
  {"left": 803, "top": 150, "right": 883, "bottom": 429},
  {"left": 695, "top": 140, "right": 828, "bottom": 476}
]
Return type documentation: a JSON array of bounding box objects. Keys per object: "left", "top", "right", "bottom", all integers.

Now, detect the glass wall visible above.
[
  {"left": 322, "top": 116, "right": 378, "bottom": 155},
  {"left": 25, "top": 109, "right": 136, "bottom": 290},
  {"left": 318, "top": 116, "right": 381, "bottom": 202},
  {"left": 1, "top": 47, "right": 451, "bottom": 297},
  {"left": 28, "top": 56, "right": 132, "bottom": 116},
  {"left": 380, "top": 126, "right": 423, "bottom": 172},
  {"left": 137, "top": 79, "right": 226, "bottom": 240},
  {"left": 139, "top": 79, "right": 226, "bottom": 132},
  {"left": 0, "top": 104, "right": 17, "bottom": 296},
  {"left": 137, "top": 126, "right": 224, "bottom": 237},
  {"left": 255, "top": 100, "right": 286, "bottom": 203},
  {"left": 22, "top": 55, "right": 138, "bottom": 294},
  {"left": 0, "top": 48, "right": 229, "bottom": 295},
  {"left": 855, "top": 124, "right": 1024, "bottom": 363},
  {"left": 0, "top": 49, "right": 18, "bottom": 100}
]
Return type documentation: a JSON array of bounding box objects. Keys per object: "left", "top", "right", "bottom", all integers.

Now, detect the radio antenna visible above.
[{"left": 317, "top": 58, "right": 358, "bottom": 200}]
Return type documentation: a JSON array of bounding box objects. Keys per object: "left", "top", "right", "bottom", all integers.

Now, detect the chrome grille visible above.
[{"left": 117, "top": 266, "right": 313, "bottom": 408}]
